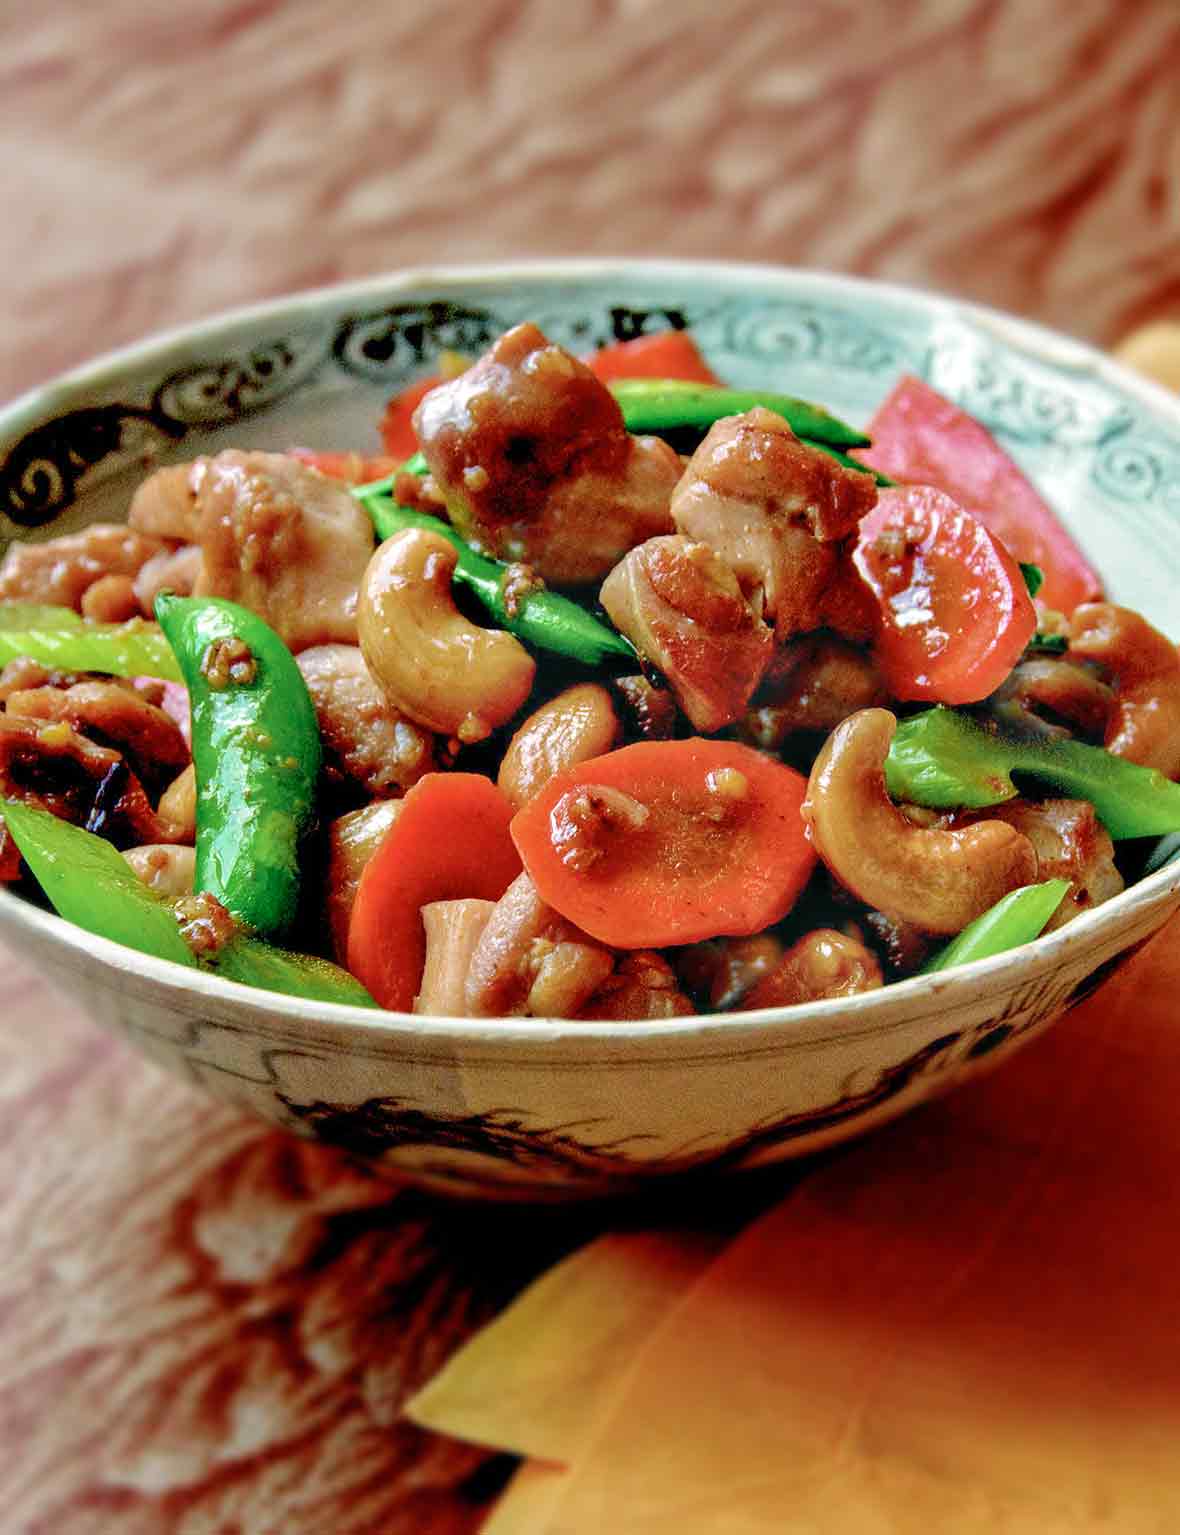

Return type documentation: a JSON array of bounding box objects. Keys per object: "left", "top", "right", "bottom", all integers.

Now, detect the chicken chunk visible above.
[
  {"left": 133, "top": 543, "right": 203, "bottom": 616},
  {"left": 671, "top": 407, "right": 877, "bottom": 640},
  {"left": 127, "top": 461, "right": 205, "bottom": 542},
  {"left": 415, "top": 323, "right": 682, "bottom": 585},
  {"left": 190, "top": 451, "right": 375, "bottom": 652},
  {"left": 600, "top": 535, "right": 773, "bottom": 732},
  {"left": 575, "top": 951, "right": 695, "bottom": 1021},
  {"left": 740, "top": 928, "right": 884, "bottom": 1009},
  {"left": 979, "top": 798, "right": 1124, "bottom": 930},
  {"left": 0, "top": 524, "right": 165, "bottom": 610},
  {"left": 0, "top": 715, "right": 174, "bottom": 846},
  {"left": 464, "top": 871, "right": 615, "bottom": 1018},
  {"left": 741, "top": 633, "right": 890, "bottom": 751},
  {"left": 4, "top": 679, "right": 189, "bottom": 790},
  {"left": 295, "top": 644, "right": 434, "bottom": 798}
]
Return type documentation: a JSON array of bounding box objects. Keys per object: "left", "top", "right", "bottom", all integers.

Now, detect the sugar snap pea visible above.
[
  {"left": 1, "top": 797, "right": 376, "bottom": 1005},
  {"left": 608, "top": 378, "right": 872, "bottom": 449},
  {"left": 885, "top": 706, "right": 1180, "bottom": 840},
  {"left": 921, "top": 880, "right": 1071, "bottom": 974},
  {"left": 356, "top": 491, "right": 636, "bottom": 669},
  {"left": 155, "top": 593, "right": 321, "bottom": 936},
  {"left": 0, "top": 607, "right": 183, "bottom": 680}
]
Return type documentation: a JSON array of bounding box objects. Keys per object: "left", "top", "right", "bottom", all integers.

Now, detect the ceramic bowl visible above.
[{"left": 3, "top": 262, "right": 1180, "bottom": 1199}]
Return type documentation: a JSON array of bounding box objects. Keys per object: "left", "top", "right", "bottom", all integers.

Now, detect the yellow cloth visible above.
[
  {"left": 404, "top": 1228, "right": 721, "bottom": 1463},
  {"left": 528, "top": 922, "right": 1180, "bottom": 1532}
]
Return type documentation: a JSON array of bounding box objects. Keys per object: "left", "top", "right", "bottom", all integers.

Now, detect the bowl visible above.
[{"left": 4, "top": 260, "right": 1180, "bottom": 1200}]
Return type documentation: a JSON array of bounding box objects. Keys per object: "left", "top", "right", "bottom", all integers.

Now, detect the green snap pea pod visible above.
[
  {"left": 608, "top": 378, "right": 872, "bottom": 449},
  {"left": 155, "top": 593, "right": 321, "bottom": 936},
  {"left": 2, "top": 795, "right": 194, "bottom": 966},
  {"left": 885, "top": 706, "right": 1180, "bottom": 840},
  {"left": 921, "top": 879, "right": 1071, "bottom": 974},
  {"left": 0, "top": 610, "right": 183, "bottom": 680},
  {"left": 0, "top": 603, "right": 85, "bottom": 631},
  {"left": 357, "top": 493, "right": 637, "bottom": 669},
  {"left": 1, "top": 798, "right": 376, "bottom": 1005}
]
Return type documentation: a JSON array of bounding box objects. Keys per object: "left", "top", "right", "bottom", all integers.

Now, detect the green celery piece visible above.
[
  {"left": 2, "top": 798, "right": 377, "bottom": 1007},
  {"left": 921, "top": 879, "right": 1071, "bottom": 974},
  {"left": 1019, "top": 563, "right": 1045, "bottom": 599},
  {"left": 608, "top": 378, "right": 871, "bottom": 449},
  {"left": 1, "top": 797, "right": 196, "bottom": 967},
  {"left": 0, "top": 617, "right": 183, "bottom": 681},
  {"left": 0, "top": 603, "right": 86, "bottom": 631},
  {"left": 212, "top": 938, "right": 379, "bottom": 1008},
  {"left": 357, "top": 493, "right": 636, "bottom": 669},
  {"left": 885, "top": 707, "right": 1180, "bottom": 840}
]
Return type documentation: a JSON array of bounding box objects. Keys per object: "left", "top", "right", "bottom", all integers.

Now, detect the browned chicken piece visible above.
[
  {"left": 739, "top": 928, "right": 884, "bottom": 1010},
  {"left": 1068, "top": 603, "right": 1180, "bottom": 777},
  {"left": 611, "top": 674, "right": 679, "bottom": 741},
  {"left": 0, "top": 715, "right": 175, "bottom": 845},
  {"left": 80, "top": 574, "right": 140, "bottom": 623},
  {"left": 4, "top": 679, "right": 189, "bottom": 789},
  {"left": 0, "top": 524, "right": 166, "bottom": 610},
  {"left": 295, "top": 644, "right": 435, "bottom": 798},
  {"left": 989, "top": 655, "right": 1114, "bottom": 743},
  {"left": 670, "top": 407, "right": 877, "bottom": 641},
  {"left": 191, "top": 451, "right": 375, "bottom": 653},
  {"left": 464, "top": 871, "right": 615, "bottom": 1018},
  {"left": 325, "top": 799, "right": 402, "bottom": 964},
  {"left": 600, "top": 535, "right": 773, "bottom": 732},
  {"left": 575, "top": 951, "right": 695, "bottom": 1021},
  {"left": 0, "top": 657, "right": 81, "bottom": 702},
  {"left": 972, "top": 798, "right": 1124, "bottom": 931},
  {"left": 676, "top": 933, "right": 786, "bottom": 1011},
  {"left": 742, "top": 633, "right": 890, "bottom": 751},
  {"left": 414, "top": 323, "right": 682, "bottom": 585},
  {"left": 127, "top": 460, "right": 205, "bottom": 542},
  {"left": 858, "top": 911, "right": 935, "bottom": 977},
  {"left": 133, "top": 543, "right": 203, "bottom": 616}
]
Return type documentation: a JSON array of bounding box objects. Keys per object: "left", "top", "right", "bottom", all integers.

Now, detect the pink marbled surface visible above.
[{"left": 3, "top": 2, "right": 1180, "bottom": 1529}]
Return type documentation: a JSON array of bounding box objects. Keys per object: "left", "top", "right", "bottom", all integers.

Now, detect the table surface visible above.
[{"left": 4, "top": 2, "right": 1180, "bottom": 1529}]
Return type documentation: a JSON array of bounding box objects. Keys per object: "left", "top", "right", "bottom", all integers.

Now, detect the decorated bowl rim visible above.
[{"left": 3, "top": 257, "right": 1180, "bottom": 1051}]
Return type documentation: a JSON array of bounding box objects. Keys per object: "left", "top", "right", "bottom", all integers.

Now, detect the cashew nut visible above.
[
  {"left": 497, "top": 683, "right": 621, "bottom": 808},
  {"left": 122, "top": 844, "right": 196, "bottom": 901},
  {"left": 358, "top": 528, "right": 536, "bottom": 742},
  {"left": 802, "top": 709, "right": 1038, "bottom": 935},
  {"left": 1068, "top": 602, "right": 1180, "bottom": 777}
]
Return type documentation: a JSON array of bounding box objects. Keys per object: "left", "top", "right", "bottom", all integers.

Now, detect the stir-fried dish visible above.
[{"left": 3, "top": 324, "right": 1180, "bottom": 1019}]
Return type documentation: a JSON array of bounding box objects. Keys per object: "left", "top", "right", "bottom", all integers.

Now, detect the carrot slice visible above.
[
  {"left": 856, "top": 375, "right": 1102, "bottom": 616},
  {"left": 347, "top": 773, "right": 522, "bottom": 1011},
  {"left": 585, "top": 331, "right": 720, "bottom": 385},
  {"left": 510, "top": 740, "right": 814, "bottom": 949},
  {"left": 852, "top": 485, "right": 1037, "bottom": 705},
  {"left": 379, "top": 374, "right": 444, "bottom": 460}
]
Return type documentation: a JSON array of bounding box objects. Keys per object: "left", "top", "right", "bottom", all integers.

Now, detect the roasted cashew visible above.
[
  {"left": 1068, "top": 602, "right": 1180, "bottom": 777},
  {"left": 497, "top": 683, "right": 620, "bottom": 808},
  {"left": 358, "top": 528, "right": 536, "bottom": 742},
  {"left": 802, "top": 709, "right": 1038, "bottom": 935}
]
